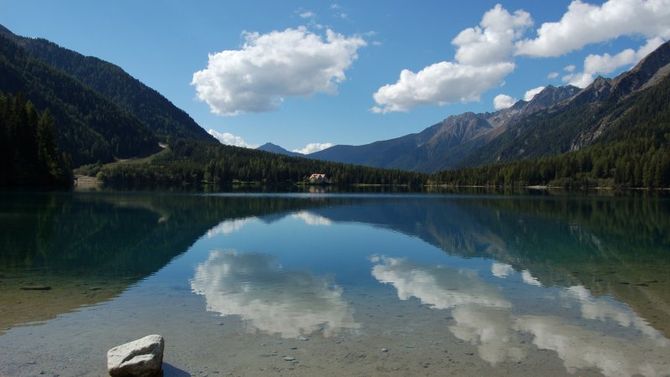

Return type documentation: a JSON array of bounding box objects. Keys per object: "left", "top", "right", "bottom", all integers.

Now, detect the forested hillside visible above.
[
  {"left": 0, "top": 93, "right": 72, "bottom": 187},
  {"left": 0, "top": 31, "right": 159, "bottom": 166},
  {"left": 2, "top": 22, "right": 668, "bottom": 191},
  {"left": 6, "top": 28, "right": 216, "bottom": 143},
  {"left": 463, "top": 42, "right": 670, "bottom": 167},
  {"left": 0, "top": 24, "right": 218, "bottom": 169},
  {"left": 99, "top": 140, "right": 428, "bottom": 189},
  {"left": 436, "top": 71, "right": 670, "bottom": 188}
]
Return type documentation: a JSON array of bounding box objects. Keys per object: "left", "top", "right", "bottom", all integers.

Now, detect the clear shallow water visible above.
[{"left": 1, "top": 192, "right": 669, "bottom": 376}]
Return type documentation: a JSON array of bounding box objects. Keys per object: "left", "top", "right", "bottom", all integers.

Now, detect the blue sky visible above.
[{"left": 1, "top": 0, "right": 668, "bottom": 152}]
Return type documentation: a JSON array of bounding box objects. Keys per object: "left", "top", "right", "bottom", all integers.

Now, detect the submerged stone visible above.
[
  {"left": 20, "top": 285, "right": 51, "bottom": 290},
  {"left": 107, "top": 334, "right": 164, "bottom": 377}
]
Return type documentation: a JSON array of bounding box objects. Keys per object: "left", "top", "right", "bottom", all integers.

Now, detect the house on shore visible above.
[{"left": 308, "top": 173, "right": 330, "bottom": 184}]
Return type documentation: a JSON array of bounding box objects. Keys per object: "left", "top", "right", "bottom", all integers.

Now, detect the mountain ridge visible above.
[
  {"left": 309, "top": 40, "right": 670, "bottom": 173},
  {"left": 0, "top": 24, "right": 216, "bottom": 166},
  {"left": 309, "top": 84, "right": 581, "bottom": 172},
  {"left": 256, "top": 142, "right": 303, "bottom": 157},
  {"left": 0, "top": 30, "right": 159, "bottom": 165}
]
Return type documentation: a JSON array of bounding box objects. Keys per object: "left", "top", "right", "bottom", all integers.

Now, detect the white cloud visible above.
[
  {"left": 370, "top": 256, "right": 511, "bottom": 309},
  {"left": 299, "top": 10, "right": 315, "bottom": 19},
  {"left": 635, "top": 35, "right": 667, "bottom": 57},
  {"left": 453, "top": 4, "right": 532, "bottom": 66},
  {"left": 547, "top": 71, "right": 559, "bottom": 79},
  {"left": 585, "top": 37, "right": 664, "bottom": 75},
  {"left": 292, "top": 142, "right": 334, "bottom": 154},
  {"left": 562, "top": 72, "right": 594, "bottom": 88},
  {"left": 206, "top": 217, "right": 257, "bottom": 238},
  {"left": 192, "top": 27, "right": 366, "bottom": 115},
  {"left": 520, "top": 270, "right": 542, "bottom": 286},
  {"left": 450, "top": 305, "right": 526, "bottom": 365},
  {"left": 191, "top": 250, "right": 359, "bottom": 338},
  {"left": 516, "top": 315, "right": 670, "bottom": 377},
  {"left": 491, "top": 262, "right": 514, "bottom": 278},
  {"left": 329, "top": 3, "right": 348, "bottom": 19},
  {"left": 563, "top": 285, "right": 668, "bottom": 343},
  {"left": 493, "top": 94, "right": 517, "bottom": 110},
  {"left": 372, "top": 4, "right": 528, "bottom": 113},
  {"left": 372, "top": 62, "right": 515, "bottom": 113},
  {"left": 208, "top": 129, "right": 257, "bottom": 148},
  {"left": 291, "top": 211, "right": 332, "bottom": 226},
  {"left": 523, "top": 86, "right": 545, "bottom": 101},
  {"left": 563, "top": 37, "right": 666, "bottom": 88},
  {"left": 516, "top": 0, "right": 670, "bottom": 57},
  {"left": 564, "top": 64, "right": 576, "bottom": 73},
  {"left": 584, "top": 49, "right": 637, "bottom": 75}
]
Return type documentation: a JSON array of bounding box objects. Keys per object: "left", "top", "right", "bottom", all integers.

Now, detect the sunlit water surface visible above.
[{"left": 1, "top": 192, "right": 669, "bottom": 376}]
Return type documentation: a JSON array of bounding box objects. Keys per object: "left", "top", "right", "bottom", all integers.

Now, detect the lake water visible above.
[{"left": 1, "top": 192, "right": 669, "bottom": 377}]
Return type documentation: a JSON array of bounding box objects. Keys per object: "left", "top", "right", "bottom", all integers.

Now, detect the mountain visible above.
[
  {"left": 464, "top": 41, "right": 670, "bottom": 167},
  {"left": 310, "top": 85, "right": 580, "bottom": 172},
  {"left": 311, "top": 41, "right": 670, "bottom": 173},
  {"left": 0, "top": 30, "right": 158, "bottom": 165},
  {"left": 257, "top": 142, "right": 302, "bottom": 157},
  {"left": 0, "top": 25, "right": 215, "bottom": 166}
]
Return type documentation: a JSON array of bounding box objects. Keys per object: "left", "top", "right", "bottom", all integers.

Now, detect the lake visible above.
[{"left": 1, "top": 192, "right": 669, "bottom": 377}]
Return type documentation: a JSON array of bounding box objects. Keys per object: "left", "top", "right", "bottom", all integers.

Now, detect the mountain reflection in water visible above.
[{"left": 1, "top": 192, "right": 669, "bottom": 377}]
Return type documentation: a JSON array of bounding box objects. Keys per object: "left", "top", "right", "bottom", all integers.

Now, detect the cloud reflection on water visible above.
[
  {"left": 370, "top": 255, "right": 670, "bottom": 376},
  {"left": 450, "top": 305, "right": 526, "bottom": 365},
  {"left": 371, "top": 256, "right": 510, "bottom": 310},
  {"left": 191, "top": 250, "right": 359, "bottom": 338},
  {"left": 563, "top": 285, "right": 669, "bottom": 345},
  {"left": 491, "top": 262, "right": 514, "bottom": 278},
  {"left": 291, "top": 211, "right": 333, "bottom": 226},
  {"left": 206, "top": 217, "right": 258, "bottom": 238},
  {"left": 370, "top": 256, "right": 524, "bottom": 365},
  {"left": 516, "top": 315, "right": 670, "bottom": 377}
]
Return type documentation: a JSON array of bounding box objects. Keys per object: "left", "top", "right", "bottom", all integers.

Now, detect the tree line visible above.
[
  {"left": 98, "top": 139, "right": 428, "bottom": 190},
  {"left": 435, "top": 139, "right": 670, "bottom": 189},
  {"left": 0, "top": 93, "right": 72, "bottom": 188},
  {"left": 2, "top": 90, "right": 669, "bottom": 190}
]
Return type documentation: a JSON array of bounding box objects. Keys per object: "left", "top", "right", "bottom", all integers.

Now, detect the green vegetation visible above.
[
  {"left": 98, "top": 139, "right": 428, "bottom": 189},
  {"left": 0, "top": 93, "right": 72, "bottom": 188},
  {"left": 436, "top": 71, "right": 670, "bottom": 189},
  {"left": 97, "top": 66, "right": 670, "bottom": 191},
  {"left": 12, "top": 33, "right": 215, "bottom": 143},
  {"left": 435, "top": 140, "right": 670, "bottom": 189},
  {"left": 1, "top": 24, "right": 668, "bottom": 191},
  {"left": 0, "top": 32, "right": 160, "bottom": 166}
]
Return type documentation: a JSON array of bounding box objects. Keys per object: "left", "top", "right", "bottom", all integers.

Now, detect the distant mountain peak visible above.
[
  {"left": 524, "top": 85, "right": 580, "bottom": 112},
  {"left": 257, "top": 143, "right": 302, "bottom": 157}
]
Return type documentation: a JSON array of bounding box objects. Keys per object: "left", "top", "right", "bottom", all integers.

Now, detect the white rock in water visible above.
[{"left": 107, "top": 334, "right": 164, "bottom": 377}]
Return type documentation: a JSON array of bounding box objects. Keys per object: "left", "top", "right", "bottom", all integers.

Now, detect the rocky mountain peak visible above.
[{"left": 611, "top": 40, "right": 670, "bottom": 97}]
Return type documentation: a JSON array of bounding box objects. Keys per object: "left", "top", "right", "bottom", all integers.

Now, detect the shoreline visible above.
[{"left": 69, "top": 174, "right": 670, "bottom": 193}]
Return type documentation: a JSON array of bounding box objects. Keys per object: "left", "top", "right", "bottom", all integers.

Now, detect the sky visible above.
[{"left": 1, "top": 0, "right": 669, "bottom": 153}]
